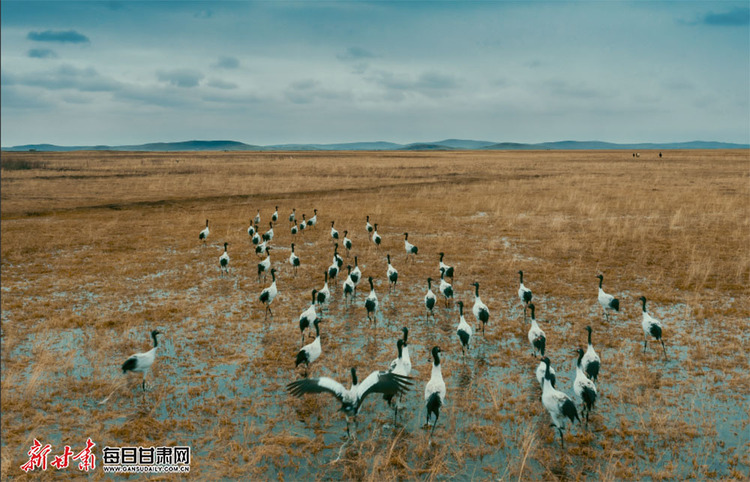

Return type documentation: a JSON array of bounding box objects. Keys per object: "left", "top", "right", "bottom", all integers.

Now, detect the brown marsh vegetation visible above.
[{"left": 1, "top": 149, "right": 749, "bottom": 480}]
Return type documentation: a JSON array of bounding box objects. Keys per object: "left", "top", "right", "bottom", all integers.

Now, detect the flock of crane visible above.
[{"left": 120, "top": 205, "right": 669, "bottom": 449}]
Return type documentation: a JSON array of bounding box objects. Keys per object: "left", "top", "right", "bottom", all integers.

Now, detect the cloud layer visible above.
[{"left": 1, "top": 1, "right": 748, "bottom": 146}]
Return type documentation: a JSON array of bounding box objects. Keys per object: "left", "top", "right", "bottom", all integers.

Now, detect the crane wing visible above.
[
  {"left": 286, "top": 377, "right": 347, "bottom": 404},
  {"left": 355, "top": 371, "right": 413, "bottom": 410}
]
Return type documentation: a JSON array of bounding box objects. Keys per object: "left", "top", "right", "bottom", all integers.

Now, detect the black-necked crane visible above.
[
  {"left": 331, "top": 221, "right": 339, "bottom": 241},
  {"left": 518, "top": 270, "right": 533, "bottom": 321},
  {"left": 307, "top": 208, "right": 318, "bottom": 228},
  {"left": 299, "top": 214, "right": 307, "bottom": 233},
  {"left": 287, "top": 367, "right": 413, "bottom": 439},
  {"left": 257, "top": 246, "right": 271, "bottom": 283},
  {"left": 439, "top": 268, "right": 454, "bottom": 307},
  {"left": 262, "top": 221, "right": 274, "bottom": 242},
  {"left": 527, "top": 303, "right": 546, "bottom": 357},
  {"left": 254, "top": 209, "right": 261, "bottom": 225},
  {"left": 574, "top": 348, "right": 598, "bottom": 425},
  {"left": 456, "top": 301, "right": 472, "bottom": 357},
  {"left": 365, "top": 276, "right": 378, "bottom": 323},
  {"left": 343, "top": 231, "right": 352, "bottom": 256},
  {"left": 289, "top": 208, "right": 296, "bottom": 224},
  {"left": 582, "top": 326, "right": 601, "bottom": 382},
  {"left": 252, "top": 227, "right": 261, "bottom": 246},
  {"left": 597, "top": 274, "right": 620, "bottom": 322},
  {"left": 541, "top": 357, "right": 579, "bottom": 449},
  {"left": 639, "top": 296, "right": 667, "bottom": 359},
  {"left": 247, "top": 219, "right": 256, "bottom": 238},
  {"left": 199, "top": 219, "right": 209, "bottom": 245},
  {"left": 472, "top": 282, "right": 490, "bottom": 335},
  {"left": 386, "top": 254, "right": 398, "bottom": 292},
  {"left": 255, "top": 240, "right": 268, "bottom": 256},
  {"left": 122, "top": 329, "right": 162, "bottom": 391},
  {"left": 272, "top": 206, "right": 279, "bottom": 223},
  {"left": 343, "top": 265, "right": 355, "bottom": 303},
  {"left": 385, "top": 334, "right": 411, "bottom": 421},
  {"left": 372, "top": 223, "right": 382, "bottom": 249},
  {"left": 327, "top": 258, "right": 339, "bottom": 290},
  {"left": 389, "top": 327, "right": 411, "bottom": 377},
  {"left": 333, "top": 243, "right": 343, "bottom": 268},
  {"left": 295, "top": 319, "right": 321, "bottom": 377},
  {"left": 404, "top": 233, "right": 418, "bottom": 261},
  {"left": 366, "top": 215, "right": 373, "bottom": 234},
  {"left": 316, "top": 271, "right": 330, "bottom": 311},
  {"left": 291, "top": 224, "right": 298, "bottom": 236},
  {"left": 219, "top": 242, "right": 230, "bottom": 276},
  {"left": 425, "top": 346, "right": 446, "bottom": 436},
  {"left": 259, "top": 268, "right": 278, "bottom": 320},
  {"left": 438, "top": 252, "right": 454, "bottom": 281},
  {"left": 350, "top": 256, "right": 361, "bottom": 293},
  {"left": 289, "top": 243, "right": 300, "bottom": 276},
  {"left": 424, "top": 278, "right": 437, "bottom": 319},
  {"left": 536, "top": 358, "right": 556, "bottom": 389},
  {"left": 299, "top": 289, "right": 318, "bottom": 342}
]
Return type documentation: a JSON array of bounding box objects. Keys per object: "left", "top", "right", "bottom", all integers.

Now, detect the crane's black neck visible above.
[
  {"left": 151, "top": 331, "right": 159, "bottom": 348},
  {"left": 350, "top": 367, "right": 358, "bottom": 386},
  {"left": 458, "top": 302, "right": 464, "bottom": 316},
  {"left": 474, "top": 283, "right": 480, "bottom": 297},
  {"left": 519, "top": 271, "right": 524, "bottom": 284},
  {"left": 433, "top": 349, "right": 441, "bottom": 367},
  {"left": 598, "top": 276, "right": 603, "bottom": 289},
  {"left": 529, "top": 304, "right": 536, "bottom": 321},
  {"left": 587, "top": 327, "right": 593, "bottom": 345},
  {"left": 354, "top": 256, "right": 358, "bottom": 267},
  {"left": 402, "top": 327, "right": 409, "bottom": 345},
  {"left": 397, "top": 339, "right": 403, "bottom": 358},
  {"left": 427, "top": 278, "right": 432, "bottom": 289},
  {"left": 641, "top": 297, "right": 648, "bottom": 312},
  {"left": 310, "top": 289, "right": 317, "bottom": 304}
]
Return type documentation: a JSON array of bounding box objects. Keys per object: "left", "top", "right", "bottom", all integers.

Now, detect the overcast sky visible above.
[{"left": 1, "top": 1, "right": 748, "bottom": 147}]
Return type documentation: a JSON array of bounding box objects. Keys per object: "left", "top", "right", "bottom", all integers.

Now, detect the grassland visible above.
[{"left": 1, "top": 149, "right": 748, "bottom": 480}]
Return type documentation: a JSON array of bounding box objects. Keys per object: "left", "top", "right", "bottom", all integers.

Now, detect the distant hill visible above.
[
  {"left": 429, "top": 139, "right": 497, "bottom": 149},
  {"left": 3, "top": 139, "right": 748, "bottom": 152},
  {"left": 267, "top": 141, "right": 403, "bottom": 151}
]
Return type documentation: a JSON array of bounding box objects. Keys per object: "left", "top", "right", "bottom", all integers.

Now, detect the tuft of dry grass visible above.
[{"left": 1, "top": 149, "right": 748, "bottom": 480}]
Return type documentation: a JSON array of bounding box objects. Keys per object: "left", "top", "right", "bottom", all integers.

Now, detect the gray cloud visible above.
[
  {"left": 284, "top": 79, "right": 351, "bottom": 104},
  {"left": 156, "top": 69, "right": 204, "bottom": 88},
  {"left": 1, "top": 85, "right": 54, "bottom": 109},
  {"left": 27, "top": 30, "right": 90, "bottom": 43},
  {"left": 337, "top": 47, "right": 376, "bottom": 61},
  {"left": 213, "top": 56, "right": 239, "bottom": 69},
  {"left": 541, "top": 79, "right": 612, "bottom": 100},
  {"left": 113, "top": 85, "right": 194, "bottom": 108},
  {"left": 703, "top": 7, "right": 749, "bottom": 26},
  {"left": 16, "top": 65, "right": 121, "bottom": 92},
  {"left": 28, "top": 48, "right": 57, "bottom": 59},
  {"left": 367, "top": 70, "right": 460, "bottom": 98},
  {"left": 207, "top": 79, "right": 238, "bottom": 90}
]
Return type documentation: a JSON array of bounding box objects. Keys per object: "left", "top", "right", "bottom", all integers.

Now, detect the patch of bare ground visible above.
[{"left": 1, "top": 149, "right": 748, "bottom": 479}]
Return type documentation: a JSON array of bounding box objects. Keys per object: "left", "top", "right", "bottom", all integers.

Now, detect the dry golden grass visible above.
[{"left": 1, "top": 149, "right": 749, "bottom": 480}]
